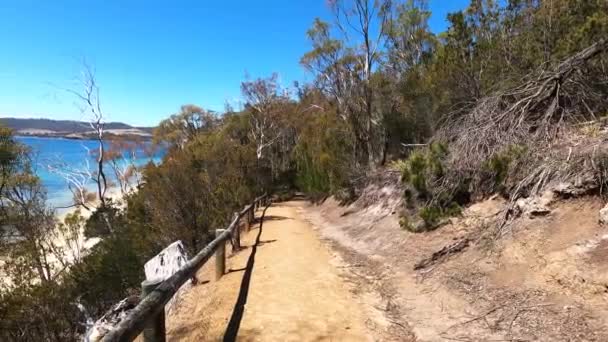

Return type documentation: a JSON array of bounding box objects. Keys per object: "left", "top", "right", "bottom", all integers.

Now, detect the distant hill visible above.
[{"left": 0, "top": 117, "right": 155, "bottom": 139}]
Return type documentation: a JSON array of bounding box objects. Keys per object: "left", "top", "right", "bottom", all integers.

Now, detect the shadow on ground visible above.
[{"left": 222, "top": 205, "right": 271, "bottom": 342}]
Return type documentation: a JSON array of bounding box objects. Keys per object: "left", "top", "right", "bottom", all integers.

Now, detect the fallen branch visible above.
[{"left": 414, "top": 238, "right": 471, "bottom": 270}]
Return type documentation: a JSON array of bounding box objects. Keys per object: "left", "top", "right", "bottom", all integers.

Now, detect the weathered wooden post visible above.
[
  {"left": 141, "top": 279, "right": 166, "bottom": 342},
  {"left": 232, "top": 212, "right": 241, "bottom": 251},
  {"left": 215, "top": 229, "right": 226, "bottom": 281},
  {"left": 244, "top": 205, "right": 251, "bottom": 232}
]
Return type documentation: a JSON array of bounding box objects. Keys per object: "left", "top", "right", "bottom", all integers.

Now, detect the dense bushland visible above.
[{"left": 2, "top": 0, "right": 608, "bottom": 340}]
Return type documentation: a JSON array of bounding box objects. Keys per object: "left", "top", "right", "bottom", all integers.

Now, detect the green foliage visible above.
[
  {"left": 4, "top": 0, "right": 608, "bottom": 339},
  {"left": 84, "top": 200, "right": 123, "bottom": 238},
  {"left": 445, "top": 202, "right": 462, "bottom": 217},
  {"left": 393, "top": 159, "right": 410, "bottom": 182},
  {"left": 416, "top": 202, "right": 461, "bottom": 230},
  {"left": 292, "top": 94, "right": 354, "bottom": 196},
  {"left": 410, "top": 174, "right": 427, "bottom": 195},
  {"left": 67, "top": 232, "right": 144, "bottom": 317},
  {"left": 398, "top": 213, "right": 416, "bottom": 232},
  {"left": 0, "top": 282, "right": 82, "bottom": 341},
  {"left": 418, "top": 205, "right": 442, "bottom": 228},
  {"left": 396, "top": 143, "right": 449, "bottom": 197},
  {"left": 484, "top": 144, "right": 528, "bottom": 188},
  {"left": 394, "top": 142, "right": 465, "bottom": 231},
  {"left": 397, "top": 151, "right": 427, "bottom": 194},
  {"left": 153, "top": 105, "right": 218, "bottom": 149},
  {"left": 0, "top": 126, "right": 19, "bottom": 181},
  {"left": 408, "top": 151, "right": 427, "bottom": 174}
]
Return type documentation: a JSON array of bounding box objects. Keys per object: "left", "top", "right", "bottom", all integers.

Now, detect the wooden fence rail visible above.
[{"left": 101, "top": 194, "right": 270, "bottom": 342}]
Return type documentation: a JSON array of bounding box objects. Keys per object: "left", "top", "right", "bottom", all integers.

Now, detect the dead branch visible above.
[
  {"left": 414, "top": 238, "right": 470, "bottom": 270},
  {"left": 431, "top": 39, "right": 608, "bottom": 229}
]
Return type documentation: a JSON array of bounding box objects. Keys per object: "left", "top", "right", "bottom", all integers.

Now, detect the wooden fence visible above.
[{"left": 100, "top": 194, "right": 271, "bottom": 342}]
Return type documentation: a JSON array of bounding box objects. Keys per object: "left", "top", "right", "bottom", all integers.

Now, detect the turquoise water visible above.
[{"left": 16, "top": 136, "right": 163, "bottom": 208}]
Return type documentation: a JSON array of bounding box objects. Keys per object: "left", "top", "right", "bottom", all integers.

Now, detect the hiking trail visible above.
[{"left": 165, "top": 200, "right": 375, "bottom": 342}]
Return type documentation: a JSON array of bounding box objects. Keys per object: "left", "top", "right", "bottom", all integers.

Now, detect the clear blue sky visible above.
[{"left": 0, "top": 0, "right": 469, "bottom": 126}]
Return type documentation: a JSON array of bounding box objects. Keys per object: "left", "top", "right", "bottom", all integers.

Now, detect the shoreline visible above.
[
  {"left": 16, "top": 132, "right": 152, "bottom": 141},
  {"left": 53, "top": 185, "right": 134, "bottom": 258},
  {"left": 11, "top": 186, "right": 134, "bottom": 286},
  {"left": 55, "top": 185, "right": 130, "bottom": 221},
  {"left": 0, "top": 186, "right": 134, "bottom": 289}
]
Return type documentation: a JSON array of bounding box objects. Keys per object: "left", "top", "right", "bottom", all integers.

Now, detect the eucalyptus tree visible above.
[
  {"left": 302, "top": 0, "right": 391, "bottom": 169},
  {"left": 154, "top": 104, "right": 218, "bottom": 150},
  {"left": 240, "top": 73, "right": 291, "bottom": 161}
]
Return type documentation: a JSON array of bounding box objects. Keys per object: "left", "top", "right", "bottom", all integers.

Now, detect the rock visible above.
[
  {"left": 554, "top": 174, "right": 597, "bottom": 198},
  {"left": 144, "top": 240, "right": 193, "bottom": 311},
  {"left": 599, "top": 204, "right": 608, "bottom": 225},
  {"left": 515, "top": 191, "right": 554, "bottom": 218},
  {"left": 144, "top": 240, "right": 189, "bottom": 282},
  {"left": 86, "top": 241, "right": 192, "bottom": 341}
]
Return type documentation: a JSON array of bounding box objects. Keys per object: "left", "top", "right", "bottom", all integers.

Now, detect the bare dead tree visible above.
[
  {"left": 65, "top": 63, "right": 108, "bottom": 207},
  {"left": 46, "top": 152, "right": 96, "bottom": 210}
]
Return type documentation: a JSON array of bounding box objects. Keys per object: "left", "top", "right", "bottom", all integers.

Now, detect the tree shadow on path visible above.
[{"left": 222, "top": 204, "right": 271, "bottom": 342}]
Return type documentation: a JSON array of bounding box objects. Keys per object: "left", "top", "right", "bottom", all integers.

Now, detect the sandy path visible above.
[{"left": 166, "top": 201, "right": 371, "bottom": 342}]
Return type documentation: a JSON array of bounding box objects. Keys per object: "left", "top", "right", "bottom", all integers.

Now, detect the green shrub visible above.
[
  {"left": 408, "top": 151, "right": 427, "bottom": 175},
  {"left": 84, "top": 200, "right": 123, "bottom": 238},
  {"left": 429, "top": 142, "right": 448, "bottom": 158},
  {"left": 393, "top": 159, "right": 411, "bottom": 182},
  {"left": 399, "top": 214, "right": 414, "bottom": 231},
  {"left": 419, "top": 205, "right": 442, "bottom": 227},
  {"left": 417, "top": 202, "right": 461, "bottom": 230},
  {"left": 428, "top": 142, "right": 448, "bottom": 177},
  {"left": 410, "top": 173, "right": 427, "bottom": 194},
  {"left": 403, "top": 188, "right": 415, "bottom": 208},
  {"left": 395, "top": 143, "right": 466, "bottom": 232},
  {"left": 445, "top": 202, "right": 462, "bottom": 217},
  {"left": 485, "top": 144, "right": 528, "bottom": 187}
]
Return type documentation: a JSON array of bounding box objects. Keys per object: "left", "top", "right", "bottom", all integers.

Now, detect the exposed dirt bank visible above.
[{"left": 300, "top": 175, "right": 608, "bottom": 341}]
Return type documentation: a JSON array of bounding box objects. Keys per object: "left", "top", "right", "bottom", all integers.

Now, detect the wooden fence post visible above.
[
  {"left": 215, "top": 229, "right": 226, "bottom": 280},
  {"left": 244, "top": 205, "right": 251, "bottom": 232},
  {"left": 141, "top": 279, "right": 166, "bottom": 342},
  {"left": 232, "top": 212, "right": 240, "bottom": 251}
]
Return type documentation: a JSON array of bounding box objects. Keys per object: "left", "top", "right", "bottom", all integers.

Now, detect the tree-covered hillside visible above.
[
  {"left": 0, "top": 118, "right": 153, "bottom": 134},
  {"left": 1, "top": 0, "right": 608, "bottom": 340}
]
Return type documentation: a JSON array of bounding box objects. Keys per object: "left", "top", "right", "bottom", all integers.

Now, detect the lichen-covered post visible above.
[
  {"left": 141, "top": 279, "right": 166, "bottom": 342},
  {"left": 215, "top": 229, "right": 226, "bottom": 280}
]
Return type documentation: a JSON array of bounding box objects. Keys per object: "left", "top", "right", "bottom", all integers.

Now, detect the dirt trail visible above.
[
  {"left": 166, "top": 201, "right": 374, "bottom": 342},
  {"left": 298, "top": 178, "right": 608, "bottom": 341}
]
